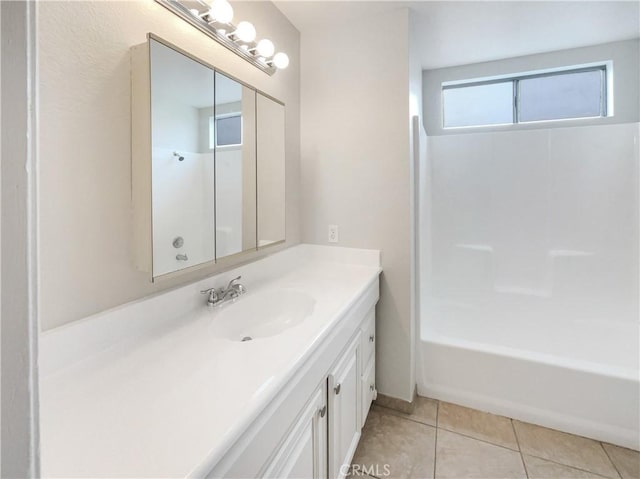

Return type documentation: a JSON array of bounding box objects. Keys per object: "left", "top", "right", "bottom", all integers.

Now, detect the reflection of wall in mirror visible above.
[
  {"left": 213, "top": 100, "right": 243, "bottom": 258},
  {"left": 241, "top": 87, "right": 257, "bottom": 253},
  {"left": 152, "top": 148, "right": 214, "bottom": 276},
  {"left": 150, "top": 45, "right": 215, "bottom": 276},
  {"left": 215, "top": 147, "right": 243, "bottom": 257},
  {"left": 257, "top": 94, "right": 286, "bottom": 246},
  {"left": 213, "top": 86, "right": 258, "bottom": 259}
]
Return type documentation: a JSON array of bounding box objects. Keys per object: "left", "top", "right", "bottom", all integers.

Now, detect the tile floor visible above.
[{"left": 350, "top": 397, "right": 639, "bottom": 479}]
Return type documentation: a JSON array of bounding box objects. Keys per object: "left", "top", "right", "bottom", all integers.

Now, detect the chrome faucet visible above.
[
  {"left": 200, "top": 276, "right": 246, "bottom": 307},
  {"left": 200, "top": 287, "right": 219, "bottom": 307},
  {"left": 220, "top": 276, "right": 246, "bottom": 301}
]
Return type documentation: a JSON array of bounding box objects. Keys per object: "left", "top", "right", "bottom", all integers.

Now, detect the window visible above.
[
  {"left": 209, "top": 113, "right": 242, "bottom": 148},
  {"left": 443, "top": 81, "right": 513, "bottom": 128},
  {"left": 442, "top": 65, "right": 608, "bottom": 128},
  {"left": 518, "top": 69, "right": 604, "bottom": 122}
]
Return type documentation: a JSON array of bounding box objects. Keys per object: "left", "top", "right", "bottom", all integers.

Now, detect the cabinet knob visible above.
[
  {"left": 334, "top": 383, "right": 341, "bottom": 395},
  {"left": 369, "top": 334, "right": 375, "bottom": 343},
  {"left": 319, "top": 405, "right": 327, "bottom": 418}
]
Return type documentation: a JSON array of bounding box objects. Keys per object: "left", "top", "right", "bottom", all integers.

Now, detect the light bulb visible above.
[
  {"left": 273, "top": 52, "right": 289, "bottom": 69},
  {"left": 209, "top": 0, "right": 233, "bottom": 24},
  {"left": 256, "top": 39, "right": 275, "bottom": 57},
  {"left": 235, "top": 21, "right": 256, "bottom": 43},
  {"left": 189, "top": 8, "right": 200, "bottom": 16}
]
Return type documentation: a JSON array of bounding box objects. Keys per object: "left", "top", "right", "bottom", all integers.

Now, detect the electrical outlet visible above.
[{"left": 328, "top": 224, "right": 339, "bottom": 243}]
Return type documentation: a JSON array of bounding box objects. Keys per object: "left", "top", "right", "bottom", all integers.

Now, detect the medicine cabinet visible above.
[{"left": 132, "top": 34, "right": 285, "bottom": 281}]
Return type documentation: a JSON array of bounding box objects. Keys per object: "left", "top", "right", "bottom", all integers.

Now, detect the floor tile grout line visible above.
[
  {"left": 512, "top": 421, "right": 621, "bottom": 479},
  {"left": 436, "top": 425, "right": 521, "bottom": 452},
  {"left": 373, "top": 404, "right": 437, "bottom": 428},
  {"left": 599, "top": 441, "right": 623, "bottom": 479},
  {"left": 523, "top": 452, "right": 622, "bottom": 479},
  {"left": 433, "top": 401, "right": 439, "bottom": 479},
  {"left": 370, "top": 399, "right": 630, "bottom": 479},
  {"left": 511, "top": 418, "right": 529, "bottom": 479},
  {"left": 376, "top": 402, "right": 521, "bottom": 453},
  {"left": 510, "top": 419, "right": 522, "bottom": 453}
]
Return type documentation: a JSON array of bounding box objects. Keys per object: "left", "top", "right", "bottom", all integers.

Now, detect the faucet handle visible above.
[
  {"left": 200, "top": 287, "right": 219, "bottom": 305},
  {"left": 225, "top": 275, "right": 242, "bottom": 290}
]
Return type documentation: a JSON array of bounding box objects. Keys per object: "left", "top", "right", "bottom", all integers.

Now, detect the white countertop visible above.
[{"left": 40, "top": 245, "right": 381, "bottom": 478}]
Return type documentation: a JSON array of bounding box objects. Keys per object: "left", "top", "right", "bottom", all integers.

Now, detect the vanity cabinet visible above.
[
  {"left": 264, "top": 384, "right": 327, "bottom": 479},
  {"left": 208, "top": 281, "right": 379, "bottom": 479},
  {"left": 360, "top": 309, "right": 377, "bottom": 425},
  {"left": 328, "top": 335, "right": 361, "bottom": 479}
]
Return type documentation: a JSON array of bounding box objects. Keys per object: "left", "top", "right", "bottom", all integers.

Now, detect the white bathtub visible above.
[
  {"left": 416, "top": 300, "right": 640, "bottom": 450},
  {"left": 416, "top": 122, "right": 640, "bottom": 450}
]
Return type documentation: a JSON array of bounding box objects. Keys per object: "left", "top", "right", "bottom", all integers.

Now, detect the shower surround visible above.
[{"left": 418, "top": 122, "right": 640, "bottom": 449}]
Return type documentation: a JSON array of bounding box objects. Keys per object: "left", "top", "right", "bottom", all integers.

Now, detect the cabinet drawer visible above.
[
  {"left": 361, "top": 358, "right": 375, "bottom": 427},
  {"left": 360, "top": 309, "right": 375, "bottom": 366}
]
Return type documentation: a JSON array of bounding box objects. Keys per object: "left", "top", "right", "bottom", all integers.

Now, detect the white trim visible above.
[
  {"left": 418, "top": 381, "right": 639, "bottom": 450},
  {"left": 1, "top": 1, "right": 40, "bottom": 476},
  {"left": 441, "top": 61, "right": 613, "bottom": 130},
  {"left": 441, "top": 60, "right": 611, "bottom": 88}
]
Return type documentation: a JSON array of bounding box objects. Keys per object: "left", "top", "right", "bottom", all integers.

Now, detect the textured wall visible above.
[
  {"left": 300, "top": 8, "right": 415, "bottom": 402},
  {"left": 38, "top": 1, "right": 300, "bottom": 330}
]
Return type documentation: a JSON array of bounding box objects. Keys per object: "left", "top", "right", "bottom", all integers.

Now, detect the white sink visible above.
[{"left": 211, "top": 289, "right": 316, "bottom": 341}]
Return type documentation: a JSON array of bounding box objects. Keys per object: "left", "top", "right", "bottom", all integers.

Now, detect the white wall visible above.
[
  {"left": 423, "top": 39, "right": 640, "bottom": 136},
  {"left": 257, "top": 93, "right": 286, "bottom": 246},
  {"left": 215, "top": 148, "right": 243, "bottom": 257},
  {"left": 37, "top": 0, "right": 300, "bottom": 330},
  {"left": 423, "top": 122, "right": 639, "bottom": 343},
  {"left": 300, "top": 8, "right": 415, "bottom": 402}
]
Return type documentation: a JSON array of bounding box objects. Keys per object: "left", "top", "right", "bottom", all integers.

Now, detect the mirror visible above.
[
  {"left": 149, "top": 38, "right": 215, "bottom": 277},
  {"left": 214, "top": 73, "right": 257, "bottom": 260},
  {"left": 132, "top": 35, "right": 285, "bottom": 281},
  {"left": 257, "top": 93, "right": 286, "bottom": 248}
]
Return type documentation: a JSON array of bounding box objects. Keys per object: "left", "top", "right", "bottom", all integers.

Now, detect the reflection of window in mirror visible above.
[{"left": 209, "top": 113, "right": 243, "bottom": 149}]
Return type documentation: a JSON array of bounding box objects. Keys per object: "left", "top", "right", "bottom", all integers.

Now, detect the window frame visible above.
[
  {"left": 441, "top": 64, "right": 609, "bottom": 129},
  {"left": 209, "top": 112, "right": 243, "bottom": 149}
]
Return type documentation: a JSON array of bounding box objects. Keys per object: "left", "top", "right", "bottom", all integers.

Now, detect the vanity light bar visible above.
[{"left": 154, "top": 0, "right": 289, "bottom": 76}]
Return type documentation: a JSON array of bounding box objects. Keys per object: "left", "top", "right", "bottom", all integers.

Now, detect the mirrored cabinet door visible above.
[
  {"left": 133, "top": 35, "right": 286, "bottom": 281},
  {"left": 257, "top": 93, "right": 286, "bottom": 248},
  {"left": 150, "top": 39, "right": 216, "bottom": 277},
  {"left": 214, "top": 72, "right": 257, "bottom": 260}
]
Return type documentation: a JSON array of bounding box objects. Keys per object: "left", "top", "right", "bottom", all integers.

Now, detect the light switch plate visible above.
[{"left": 328, "top": 225, "right": 339, "bottom": 243}]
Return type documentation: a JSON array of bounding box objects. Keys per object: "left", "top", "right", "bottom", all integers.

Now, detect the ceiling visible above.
[{"left": 273, "top": 1, "right": 640, "bottom": 69}]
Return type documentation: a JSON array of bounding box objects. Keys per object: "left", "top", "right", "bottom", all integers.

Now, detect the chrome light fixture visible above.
[{"left": 155, "top": 0, "right": 289, "bottom": 76}]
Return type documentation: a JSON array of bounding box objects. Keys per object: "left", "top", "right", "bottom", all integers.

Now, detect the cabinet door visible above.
[
  {"left": 263, "top": 383, "right": 327, "bottom": 479},
  {"left": 328, "top": 334, "right": 361, "bottom": 479},
  {"left": 361, "top": 358, "right": 376, "bottom": 426}
]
